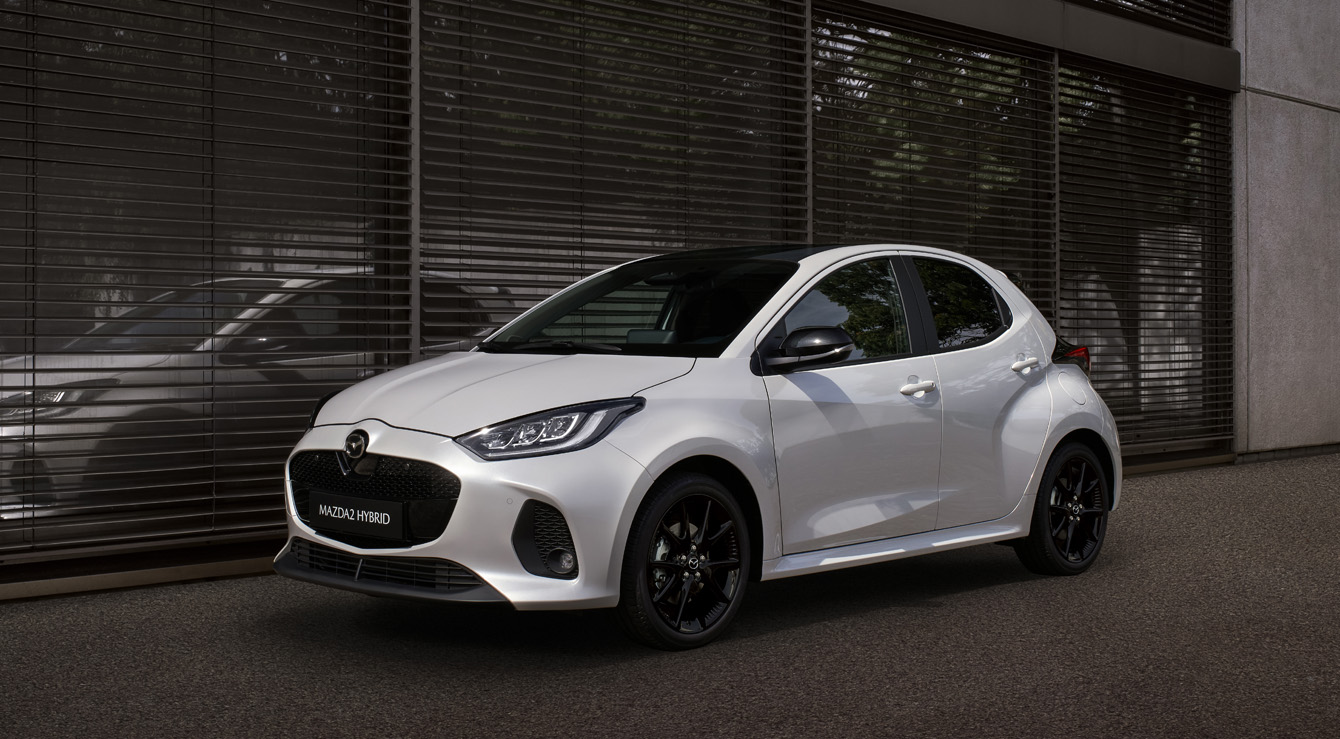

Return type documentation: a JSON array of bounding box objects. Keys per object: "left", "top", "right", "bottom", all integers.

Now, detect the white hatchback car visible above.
[{"left": 275, "top": 244, "right": 1120, "bottom": 649}]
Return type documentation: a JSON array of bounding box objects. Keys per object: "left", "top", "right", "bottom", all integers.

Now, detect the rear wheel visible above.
[
  {"left": 615, "top": 472, "right": 750, "bottom": 650},
  {"left": 1015, "top": 443, "right": 1110, "bottom": 576}
]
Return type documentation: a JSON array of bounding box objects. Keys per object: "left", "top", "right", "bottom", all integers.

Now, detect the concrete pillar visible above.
[{"left": 1235, "top": 0, "right": 1340, "bottom": 452}]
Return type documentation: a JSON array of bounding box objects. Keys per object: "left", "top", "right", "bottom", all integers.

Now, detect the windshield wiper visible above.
[{"left": 478, "top": 339, "right": 623, "bottom": 354}]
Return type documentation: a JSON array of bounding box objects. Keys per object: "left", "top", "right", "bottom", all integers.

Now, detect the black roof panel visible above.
[{"left": 640, "top": 244, "right": 853, "bottom": 264}]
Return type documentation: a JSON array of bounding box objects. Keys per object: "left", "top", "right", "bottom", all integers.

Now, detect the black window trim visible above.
[{"left": 890, "top": 256, "right": 936, "bottom": 357}]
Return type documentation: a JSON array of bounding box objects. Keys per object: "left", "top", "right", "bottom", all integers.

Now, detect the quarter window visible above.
[
  {"left": 913, "top": 257, "right": 1008, "bottom": 350},
  {"left": 783, "top": 258, "right": 911, "bottom": 362}
]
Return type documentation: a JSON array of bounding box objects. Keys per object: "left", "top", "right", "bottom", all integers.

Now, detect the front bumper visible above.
[
  {"left": 274, "top": 537, "right": 507, "bottom": 604},
  {"left": 276, "top": 419, "right": 653, "bottom": 610}
]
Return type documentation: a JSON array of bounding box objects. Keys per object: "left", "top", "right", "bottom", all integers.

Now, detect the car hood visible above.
[{"left": 316, "top": 352, "right": 695, "bottom": 437}]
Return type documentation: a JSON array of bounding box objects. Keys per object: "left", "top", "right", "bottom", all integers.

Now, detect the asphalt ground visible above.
[{"left": 4, "top": 454, "right": 1339, "bottom": 738}]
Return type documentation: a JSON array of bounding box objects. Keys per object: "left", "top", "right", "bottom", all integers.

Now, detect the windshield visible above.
[
  {"left": 480, "top": 257, "right": 797, "bottom": 357},
  {"left": 62, "top": 280, "right": 283, "bottom": 353}
]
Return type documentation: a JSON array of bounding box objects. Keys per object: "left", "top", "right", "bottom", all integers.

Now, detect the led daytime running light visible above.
[{"left": 457, "top": 399, "right": 643, "bottom": 460}]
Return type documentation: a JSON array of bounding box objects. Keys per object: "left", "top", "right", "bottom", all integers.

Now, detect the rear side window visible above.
[{"left": 912, "top": 257, "right": 1009, "bottom": 350}]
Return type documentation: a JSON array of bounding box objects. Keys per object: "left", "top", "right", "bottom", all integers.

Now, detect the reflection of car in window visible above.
[
  {"left": 61, "top": 284, "right": 264, "bottom": 354},
  {"left": 0, "top": 272, "right": 515, "bottom": 553},
  {"left": 419, "top": 283, "right": 515, "bottom": 353}
]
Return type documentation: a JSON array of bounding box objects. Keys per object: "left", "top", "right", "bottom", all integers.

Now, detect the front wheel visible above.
[
  {"left": 615, "top": 472, "right": 751, "bottom": 650},
  {"left": 1015, "top": 442, "right": 1110, "bottom": 576}
]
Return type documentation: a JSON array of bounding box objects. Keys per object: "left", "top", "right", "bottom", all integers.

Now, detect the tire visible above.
[
  {"left": 615, "top": 472, "right": 751, "bottom": 650},
  {"left": 1015, "top": 442, "right": 1110, "bottom": 576}
]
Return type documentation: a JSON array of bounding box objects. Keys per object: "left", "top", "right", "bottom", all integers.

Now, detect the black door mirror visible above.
[
  {"left": 218, "top": 335, "right": 292, "bottom": 366},
  {"left": 764, "top": 327, "right": 855, "bottom": 372}
]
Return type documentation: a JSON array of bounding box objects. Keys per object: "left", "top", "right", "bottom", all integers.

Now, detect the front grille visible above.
[
  {"left": 289, "top": 451, "right": 461, "bottom": 500},
  {"left": 289, "top": 538, "right": 483, "bottom": 592},
  {"left": 289, "top": 450, "right": 461, "bottom": 548}
]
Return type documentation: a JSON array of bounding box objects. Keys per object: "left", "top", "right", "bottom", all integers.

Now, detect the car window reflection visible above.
[{"left": 783, "top": 258, "right": 911, "bottom": 362}]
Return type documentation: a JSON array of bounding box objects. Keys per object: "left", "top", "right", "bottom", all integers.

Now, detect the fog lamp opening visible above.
[{"left": 548, "top": 548, "right": 577, "bottom": 576}]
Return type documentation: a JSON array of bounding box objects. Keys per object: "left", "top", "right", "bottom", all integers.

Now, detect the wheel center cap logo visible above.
[
  {"left": 687, "top": 556, "right": 701, "bottom": 570},
  {"left": 343, "top": 431, "right": 368, "bottom": 460}
]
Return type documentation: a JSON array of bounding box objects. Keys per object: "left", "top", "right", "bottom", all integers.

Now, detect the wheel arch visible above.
[
  {"left": 1053, "top": 428, "right": 1117, "bottom": 510},
  {"left": 655, "top": 455, "right": 764, "bottom": 582}
]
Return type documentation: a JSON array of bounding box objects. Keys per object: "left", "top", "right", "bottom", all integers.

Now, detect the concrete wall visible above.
[{"left": 1235, "top": 0, "right": 1340, "bottom": 453}]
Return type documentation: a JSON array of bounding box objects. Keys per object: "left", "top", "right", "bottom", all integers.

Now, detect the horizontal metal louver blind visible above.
[
  {"left": 811, "top": 3, "right": 1058, "bottom": 318},
  {"left": 417, "top": 0, "right": 809, "bottom": 352},
  {"left": 1058, "top": 57, "right": 1233, "bottom": 454},
  {"left": 0, "top": 0, "right": 412, "bottom": 559},
  {"left": 1067, "top": 0, "right": 1232, "bottom": 45}
]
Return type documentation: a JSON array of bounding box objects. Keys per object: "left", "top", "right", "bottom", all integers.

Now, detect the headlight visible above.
[
  {"left": 0, "top": 389, "right": 69, "bottom": 419},
  {"left": 456, "top": 398, "right": 644, "bottom": 460}
]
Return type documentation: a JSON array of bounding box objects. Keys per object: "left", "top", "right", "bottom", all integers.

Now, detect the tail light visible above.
[{"left": 1052, "top": 338, "right": 1091, "bottom": 377}]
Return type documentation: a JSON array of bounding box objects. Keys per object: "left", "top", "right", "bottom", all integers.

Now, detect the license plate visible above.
[{"left": 309, "top": 491, "right": 406, "bottom": 541}]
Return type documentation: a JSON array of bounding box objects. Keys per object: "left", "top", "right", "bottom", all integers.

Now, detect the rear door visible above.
[{"left": 904, "top": 256, "right": 1052, "bottom": 529}]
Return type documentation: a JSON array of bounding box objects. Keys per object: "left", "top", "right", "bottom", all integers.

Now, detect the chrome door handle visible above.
[
  {"left": 1011, "top": 357, "right": 1039, "bottom": 372},
  {"left": 899, "top": 380, "right": 936, "bottom": 395}
]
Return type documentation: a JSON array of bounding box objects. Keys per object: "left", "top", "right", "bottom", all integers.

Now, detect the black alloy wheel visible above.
[
  {"left": 1015, "top": 442, "right": 1110, "bottom": 576},
  {"left": 616, "top": 472, "right": 750, "bottom": 650}
]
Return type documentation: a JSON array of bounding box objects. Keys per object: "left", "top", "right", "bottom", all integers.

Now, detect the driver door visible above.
[{"left": 763, "top": 257, "right": 942, "bottom": 554}]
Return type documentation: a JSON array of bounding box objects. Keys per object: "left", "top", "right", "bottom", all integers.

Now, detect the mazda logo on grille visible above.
[{"left": 343, "top": 431, "right": 369, "bottom": 460}]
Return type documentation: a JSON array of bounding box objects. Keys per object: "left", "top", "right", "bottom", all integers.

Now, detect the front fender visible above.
[{"left": 606, "top": 358, "right": 782, "bottom": 562}]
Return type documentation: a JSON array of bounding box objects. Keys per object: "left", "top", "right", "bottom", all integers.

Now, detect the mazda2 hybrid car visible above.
[{"left": 274, "top": 244, "right": 1120, "bottom": 649}]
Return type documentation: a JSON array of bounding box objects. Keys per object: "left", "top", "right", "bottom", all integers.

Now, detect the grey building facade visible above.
[
  {"left": 0, "top": 0, "right": 1325, "bottom": 567},
  {"left": 1233, "top": 1, "right": 1340, "bottom": 456}
]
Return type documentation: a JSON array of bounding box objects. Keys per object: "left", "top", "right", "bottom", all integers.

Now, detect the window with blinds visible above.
[
  {"left": 0, "top": 0, "right": 412, "bottom": 559},
  {"left": 1058, "top": 58, "right": 1233, "bottom": 455},
  {"left": 811, "top": 3, "right": 1058, "bottom": 317},
  {"left": 417, "top": 0, "right": 809, "bottom": 352},
  {"left": 810, "top": 3, "right": 1233, "bottom": 456},
  {"left": 1, "top": 0, "right": 1237, "bottom": 565},
  {"left": 1067, "top": 1, "right": 1232, "bottom": 45}
]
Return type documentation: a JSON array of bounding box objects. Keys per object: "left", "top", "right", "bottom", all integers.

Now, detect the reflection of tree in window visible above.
[
  {"left": 784, "top": 259, "right": 909, "bottom": 360},
  {"left": 914, "top": 258, "right": 1004, "bottom": 349}
]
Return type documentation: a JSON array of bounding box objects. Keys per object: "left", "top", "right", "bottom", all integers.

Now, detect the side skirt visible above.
[{"left": 760, "top": 508, "right": 1032, "bottom": 581}]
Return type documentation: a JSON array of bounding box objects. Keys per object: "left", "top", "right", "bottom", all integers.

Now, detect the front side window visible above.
[
  {"left": 782, "top": 258, "right": 911, "bottom": 363},
  {"left": 913, "top": 257, "right": 1008, "bottom": 350},
  {"left": 481, "top": 258, "right": 796, "bottom": 357}
]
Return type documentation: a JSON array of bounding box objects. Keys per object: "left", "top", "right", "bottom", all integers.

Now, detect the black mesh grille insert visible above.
[
  {"left": 511, "top": 500, "right": 578, "bottom": 580},
  {"left": 289, "top": 451, "right": 461, "bottom": 500},
  {"left": 288, "top": 451, "right": 461, "bottom": 548},
  {"left": 533, "top": 503, "right": 577, "bottom": 576},
  {"left": 289, "top": 538, "right": 483, "bottom": 592}
]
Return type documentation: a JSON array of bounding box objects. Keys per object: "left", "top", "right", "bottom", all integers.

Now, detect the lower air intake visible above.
[
  {"left": 288, "top": 538, "right": 483, "bottom": 592},
  {"left": 511, "top": 500, "right": 579, "bottom": 579}
]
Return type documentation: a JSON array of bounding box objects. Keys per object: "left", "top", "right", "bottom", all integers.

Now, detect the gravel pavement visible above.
[{"left": 4, "top": 454, "right": 1339, "bottom": 738}]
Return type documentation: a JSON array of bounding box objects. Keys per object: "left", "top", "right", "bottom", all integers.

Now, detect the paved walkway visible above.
[{"left": 5, "top": 454, "right": 1340, "bottom": 737}]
